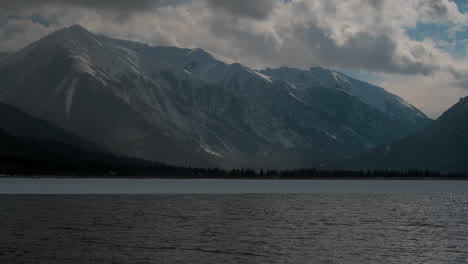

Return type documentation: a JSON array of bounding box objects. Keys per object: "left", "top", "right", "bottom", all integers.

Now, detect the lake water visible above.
[
  {"left": 2, "top": 178, "right": 468, "bottom": 194},
  {"left": 1, "top": 179, "right": 468, "bottom": 263}
]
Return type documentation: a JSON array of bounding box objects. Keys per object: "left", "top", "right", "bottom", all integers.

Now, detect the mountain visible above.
[
  {"left": 347, "top": 96, "right": 468, "bottom": 172},
  {"left": 0, "top": 52, "right": 9, "bottom": 60},
  {"left": 0, "top": 128, "right": 152, "bottom": 176},
  {"left": 0, "top": 101, "right": 103, "bottom": 153},
  {"left": 0, "top": 25, "right": 431, "bottom": 168},
  {"left": 260, "top": 67, "right": 429, "bottom": 129},
  {"left": 0, "top": 102, "right": 163, "bottom": 175}
]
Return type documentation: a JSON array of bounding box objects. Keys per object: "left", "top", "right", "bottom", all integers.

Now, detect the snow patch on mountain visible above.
[
  {"left": 331, "top": 71, "right": 351, "bottom": 85},
  {"left": 253, "top": 70, "right": 274, "bottom": 83},
  {"left": 288, "top": 92, "right": 304, "bottom": 103},
  {"left": 260, "top": 67, "right": 429, "bottom": 122},
  {"left": 65, "top": 77, "right": 78, "bottom": 117},
  {"left": 0, "top": 25, "right": 433, "bottom": 168},
  {"left": 201, "top": 146, "right": 223, "bottom": 157}
]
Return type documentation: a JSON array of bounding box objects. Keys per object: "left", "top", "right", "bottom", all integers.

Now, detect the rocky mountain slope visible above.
[
  {"left": 0, "top": 25, "right": 431, "bottom": 168},
  {"left": 260, "top": 67, "right": 428, "bottom": 126}
]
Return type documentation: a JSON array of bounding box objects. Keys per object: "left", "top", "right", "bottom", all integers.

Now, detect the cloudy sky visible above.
[{"left": 1, "top": 0, "right": 467, "bottom": 118}]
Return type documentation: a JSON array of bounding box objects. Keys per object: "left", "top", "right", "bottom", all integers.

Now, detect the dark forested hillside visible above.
[
  {"left": 0, "top": 102, "right": 164, "bottom": 175},
  {"left": 345, "top": 96, "right": 468, "bottom": 172},
  {"left": 0, "top": 101, "right": 104, "bottom": 153},
  {"left": 0, "top": 128, "right": 160, "bottom": 175}
]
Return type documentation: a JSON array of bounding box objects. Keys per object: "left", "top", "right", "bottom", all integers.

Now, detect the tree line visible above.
[{"left": 1, "top": 156, "right": 467, "bottom": 179}]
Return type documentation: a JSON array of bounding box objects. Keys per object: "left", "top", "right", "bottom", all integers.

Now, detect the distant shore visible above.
[{"left": 2, "top": 175, "right": 468, "bottom": 180}]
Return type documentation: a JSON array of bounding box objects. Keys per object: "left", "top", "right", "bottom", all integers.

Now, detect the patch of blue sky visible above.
[
  {"left": 404, "top": 1, "right": 468, "bottom": 58},
  {"left": 406, "top": 22, "right": 468, "bottom": 59},
  {"left": 453, "top": 0, "right": 468, "bottom": 12},
  {"left": 406, "top": 23, "right": 451, "bottom": 42},
  {"left": 31, "top": 14, "right": 51, "bottom": 27}
]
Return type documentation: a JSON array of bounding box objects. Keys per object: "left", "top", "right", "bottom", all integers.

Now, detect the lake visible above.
[
  {"left": 1, "top": 179, "right": 468, "bottom": 263},
  {"left": 1, "top": 178, "right": 468, "bottom": 194}
]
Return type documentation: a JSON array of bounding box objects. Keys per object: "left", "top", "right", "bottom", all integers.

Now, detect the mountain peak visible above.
[
  {"left": 37, "top": 24, "right": 104, "bottom": 56},
  {"left": 188, "top": 47, "right": 208, "bottom": 54},
  {"left": 186, "top": 47, "right": 214, "bottom": 60},
  {"left": 0, "top": 25, "right": 97, "bottom": 67},
  {"left": 186, "top": 47, "right": 233, "bottom": 65},
  {"left": 310, "top": 66, "right": 328, "bottom": 71},
  {"left": 67, "top": 24, "right": 88, "bottom": 31},
  {"left": 53, "top": 24, "right": 94, "bottom": 38}
]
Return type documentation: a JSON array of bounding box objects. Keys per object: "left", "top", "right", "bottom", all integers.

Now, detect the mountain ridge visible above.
[
  {"left": 260, "top": 66, "right": 428, "bottom": 122},
  {"left": 0, "top": 25, "right": 432, "bottom": 168},
  {"left": 343, "top": 96, "right": 468, "bottom": 172}
]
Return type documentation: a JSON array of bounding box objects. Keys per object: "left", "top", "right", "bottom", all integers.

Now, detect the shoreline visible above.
[{"left": 2, "top": 175, "right": 468, "bottom": 181}]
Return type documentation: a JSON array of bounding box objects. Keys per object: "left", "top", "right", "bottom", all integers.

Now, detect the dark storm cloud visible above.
[
  {"left": 55, "top": 0, "right": 176, "bottom": 10},
  {"left": 0, "top": 0, "right": 466, "bottom": 80},
  {"left": 0, "top": 0, "right": 466, "bottom": 117},
  {"left": 0, "top": 0, "right": 276, "bottom": 17},
  {"left": 0, "top": 0, "right": 179, "bottom": 15},
  {"left": 206, "top": 0, "right": 278, "bottom": 19}
]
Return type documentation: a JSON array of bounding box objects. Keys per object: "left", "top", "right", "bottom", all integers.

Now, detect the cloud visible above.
[
  {"left": 0, "top": 19, "right": 54, "bottom": 51},
  {"left": 206, "top": 0, "right": 278, "bottom": 19},
  {"left": 0, "top": 0, "right": 467, "bottom": 116},
  {"left": 0, "top": 0, "right": 185, "bottom": 23},
  {"left": 0, "top": 0, "right": 178, "bottom": 13},
  {"left": 1, "top": 0, "right": 467, "bottom": 77},
  {"left": 376, "top": 73, "right": 468, "bottom": 118}
]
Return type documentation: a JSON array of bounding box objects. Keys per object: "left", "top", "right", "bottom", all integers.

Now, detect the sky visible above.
[{"left": 0, "top": 0, "right": 467, "bottom": 118}]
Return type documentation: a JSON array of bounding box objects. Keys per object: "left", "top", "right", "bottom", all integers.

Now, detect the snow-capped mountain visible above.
[
  {"left": 260, "top": 67, "right": 428, "bottom": 124},
  {"left": 0, "top": 25, "right": 431, "bottom": 168},
  {"left": 346, "top": 96, "right": 468, "bottom": 172}
]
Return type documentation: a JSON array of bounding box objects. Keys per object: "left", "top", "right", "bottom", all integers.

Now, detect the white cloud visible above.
[
  {"left": 376, "top": 73, "right": 468, "bottom": 118},
  {"left": 1, "top": 0, "right": 468, "bottom": 117},
  {"left": 0, "top": 19, "right": 56, "bottom": 51}
]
